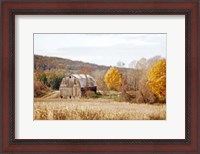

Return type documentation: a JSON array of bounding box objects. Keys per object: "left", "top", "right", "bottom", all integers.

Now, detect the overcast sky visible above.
[{"left": 34, "top": 34, "right": 166, "bottom": 67}]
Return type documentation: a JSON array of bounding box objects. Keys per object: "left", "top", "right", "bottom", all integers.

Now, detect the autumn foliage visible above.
[
  {"left": 34, "top": 80, "right": 51, "bottom": 97},
  {"left": 104, "top": 67, "right": 122, "bottom": 91},
  {"left": 34, "top": 71, "right": 65, "bottom": 97},
  {"left": 147, "top": 59, "right": 166, "bottom": 101}
]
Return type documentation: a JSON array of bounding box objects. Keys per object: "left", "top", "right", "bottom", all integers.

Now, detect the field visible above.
[{"left": 34, "top": 92, "right": 166, "bottom": 120}]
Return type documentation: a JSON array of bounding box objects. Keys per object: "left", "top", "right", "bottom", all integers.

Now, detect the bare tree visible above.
[
  {"left": 135, "top": 58, "right": 147, "bottom": 70},
  {"left": 127, "top": 56, "right": 162, "bottom": 103},
  {"left": 91, "top": 70, "right": 107, "bottom": 94},
  {"left": 117, "top": 61, "right": 125, "bottom": 68},
  {"left": 128, "top": 60, "right": 137, "bottom": 68},
  {"left": 146, "top": 56, "right": 161, "bottom": 70}
]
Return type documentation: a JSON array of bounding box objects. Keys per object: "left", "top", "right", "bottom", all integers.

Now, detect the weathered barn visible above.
[{"left": 59, "top": 74, "right": 97, "bottom": 99}]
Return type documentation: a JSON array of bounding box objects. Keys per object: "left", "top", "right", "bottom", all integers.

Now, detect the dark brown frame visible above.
[{"left": 0, "top": 0, "right": 199, "bottom": 153}]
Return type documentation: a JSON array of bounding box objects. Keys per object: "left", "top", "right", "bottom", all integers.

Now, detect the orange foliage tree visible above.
[
  {"left": 147, "top": 59, "right": 166, "bottom": 101},
  {"left": 104, "top": 67, "right": 122, "bottom": 91},
  {"left": 81, "top": 66, "right": 91, "bottom": 74}
]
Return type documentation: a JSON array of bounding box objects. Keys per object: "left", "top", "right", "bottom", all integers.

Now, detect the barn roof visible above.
[{"left": 71, "top": 74, "right": 97, "bottom": 88}]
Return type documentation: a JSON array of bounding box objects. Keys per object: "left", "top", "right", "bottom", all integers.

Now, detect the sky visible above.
[{"left": 34, "top": 33, "right": 166, "bottom": 68}]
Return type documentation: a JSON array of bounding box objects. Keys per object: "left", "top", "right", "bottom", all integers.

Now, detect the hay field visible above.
[{"left": 34, "top": 98, "right": 166, "bottom": 120}]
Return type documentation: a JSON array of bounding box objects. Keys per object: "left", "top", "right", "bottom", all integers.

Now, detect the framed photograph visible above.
[
  {"left": 33, "top": 33, "right": 167, "bottom": 121},
  {"left": 1, "top": 0, "right": 199, "bottom": 153}
]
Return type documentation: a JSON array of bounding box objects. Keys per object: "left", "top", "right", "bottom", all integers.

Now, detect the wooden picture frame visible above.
[{"left": 1, "top": 0, "right": 199, "bottom": 153}]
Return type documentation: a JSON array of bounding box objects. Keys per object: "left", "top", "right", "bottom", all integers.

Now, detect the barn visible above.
[{"left": 59, "top": 74, "right": 97, "bottom": 99}]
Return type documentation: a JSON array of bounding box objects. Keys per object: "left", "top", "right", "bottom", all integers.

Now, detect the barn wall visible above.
[{"left": 60, "top": 76, "right": 82, "bottom": 98}]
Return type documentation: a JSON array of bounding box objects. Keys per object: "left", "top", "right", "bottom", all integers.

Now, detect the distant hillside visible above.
[{"left": 34, "top": 55, "right": 110, "bottom": 72}]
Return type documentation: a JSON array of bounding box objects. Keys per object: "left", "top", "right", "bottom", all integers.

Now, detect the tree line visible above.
[
  {"left": 103, "top": 57, "right": 166, "bottom": 103},
  {"left": 34, "top": 56, "right": 166, "bottom": 104}
]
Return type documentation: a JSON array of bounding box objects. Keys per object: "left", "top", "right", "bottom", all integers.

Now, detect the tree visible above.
[
  {"left": 46, "top": 71, "right": 65, "bottom": 90},
  {"left": 104, "top": 67, "right": 122, "bottom": 91},
  {"left": 127, "top": 69, "right": 143, "bottom": 91},
  {"left": 146, "top": 56, "right": 161, "bottom": 70},
  {"left": 80, "top": 66, "right": 92, "bottom": 88},
  {"left": 81, "top": 66, "right": 91, "bottom": 74},
  {"left": 119, "top": 72, "right": 129, "bottom": 102},
  {"left": 138, "top": 76, "right": 157, "bottom": 104},
  {"left": 127, "top": 58, "right": 147, "bottom": 91},
  {"left": 34, "top": 71, "right": 47, "bottom": 85},
  {"left": 92, "top": 70, "right": 107, "bottom": 92},
  {"left": 147, "top": 59, "right": 166, "bottom": 101},
  {"left": 128, "top": 60, "right": 137, "bottom": 68},
  {"left": 117, "top": 61, "right": 125, "bottom": 68},
  {"left": 135, "top": 58, "right": 147, "bottom": 70}
]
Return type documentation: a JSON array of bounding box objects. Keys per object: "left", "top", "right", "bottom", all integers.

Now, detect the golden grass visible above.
[{"left": 34, "top": 98, "right": 166, "bottom": 120}]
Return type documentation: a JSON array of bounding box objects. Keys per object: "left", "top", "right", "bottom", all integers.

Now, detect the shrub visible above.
[
  {"left": 119, "top": 92, "right": 132, "bottom": 102},
  {"left": 85, "top": 91, "right": 100, "bottom": 99},
  {"left": 34, "top": 80, "right": 51, "bottom": 97},
  {"left": 108, "top": 93, "right": 120, "bottom": 102}
]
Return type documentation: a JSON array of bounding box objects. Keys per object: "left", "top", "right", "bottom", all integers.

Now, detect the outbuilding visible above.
[{"left": 59, "top": 74, "right": 97, "bottom": 99}]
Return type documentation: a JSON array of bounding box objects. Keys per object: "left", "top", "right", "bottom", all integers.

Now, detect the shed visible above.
[{"left": 59, "top": 74, "right": 97, "bottom": 99}]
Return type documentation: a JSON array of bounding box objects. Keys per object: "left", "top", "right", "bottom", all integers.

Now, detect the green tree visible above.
[
  {"left": 47, "top": 72, "right": 65, "bottom": 90},
  {"left": 34, "top": 71, "right": 47, "bottom": 85}
]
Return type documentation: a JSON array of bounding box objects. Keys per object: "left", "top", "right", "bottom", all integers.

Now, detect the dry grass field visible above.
[{"left": 34, "top": 97, "right": 166, "bottom": 120}]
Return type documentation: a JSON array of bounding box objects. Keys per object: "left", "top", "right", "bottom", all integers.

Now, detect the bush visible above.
[
  {"left": 109, "top": 93, "right": 119, "bottom": 102},
  {"left": 85, "top": 91, "right": 100, "bottom": 99},
  {"left": 138, "top": 77, "right": 158, "bottom": 104},
  {"left": 34, "top": 72, "right": 47, "bottom": 85},
  {"left": 34, "top": 80, "right": 51, "bottom": 97}
]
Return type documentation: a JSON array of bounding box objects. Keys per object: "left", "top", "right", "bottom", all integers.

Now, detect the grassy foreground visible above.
[{"left": 34, "top": 98, "right": 166, "bottom": 120}]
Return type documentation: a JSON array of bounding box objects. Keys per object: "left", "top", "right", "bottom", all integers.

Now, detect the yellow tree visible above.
[
  {"left": 104, "top": 67, "right": 122, "bottom": 91},
  {"left": 147, "top": 59, "right": 166, "bottom": 101}
]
